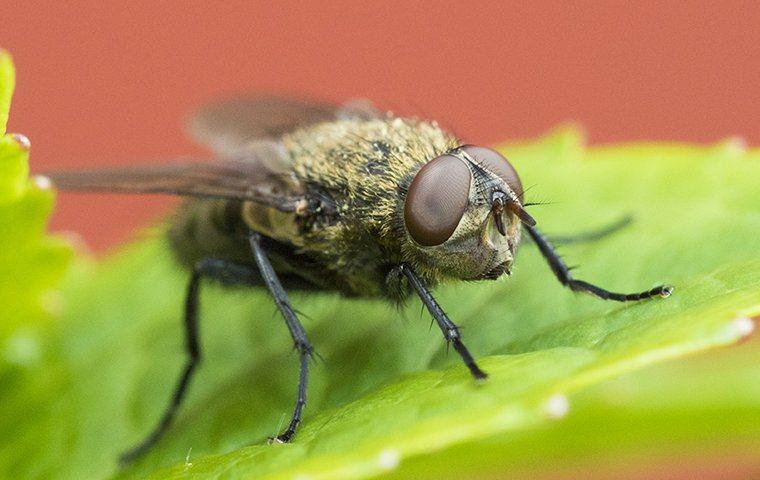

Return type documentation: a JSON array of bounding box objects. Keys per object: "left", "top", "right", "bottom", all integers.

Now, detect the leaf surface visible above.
[{"left": 0, "top": 50, "right": 757, "bottom": 479}]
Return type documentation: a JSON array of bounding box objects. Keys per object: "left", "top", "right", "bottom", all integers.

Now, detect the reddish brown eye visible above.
[
  {"left": 404, "top": 155, "right": 471, "bottom": 246},
  {"left": 461, "top": 145, "right": 523, "bottom": 198}
]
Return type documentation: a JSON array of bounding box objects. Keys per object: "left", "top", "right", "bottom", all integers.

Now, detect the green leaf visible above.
[
  {"left": 0, "top": 53, "right": 72, "bottom": 347},
  {"left": 0, "top": 49, "right": 13, "bottom": 136},
  {"left": 382, "top": 333, "right": 760, "bottom": 479},
  {"left": 1, "top": 110, "right": 758, "bottom": 480}
]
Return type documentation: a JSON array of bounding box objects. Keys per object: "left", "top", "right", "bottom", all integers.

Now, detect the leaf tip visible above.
[{"left": 10, "top": 132, "right": 30, "bottom": 151}]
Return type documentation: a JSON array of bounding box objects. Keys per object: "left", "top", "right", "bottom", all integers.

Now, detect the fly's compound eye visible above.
[
  {"left": 404, "top": 155, "right": 471, "bottom": 246},
  {"left": 461, "top": 145, "right": 523, "bottom": 198}
]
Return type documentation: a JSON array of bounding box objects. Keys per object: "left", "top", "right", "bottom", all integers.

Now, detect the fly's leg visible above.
[
  {"left": 399, "top": 264, "right": 487, "bottom": 380},
  {"left": 525, "top": 224, "right": 673, "bottom": 301},
  {"left": 248, "top": 231, "right": 312, "bottom": 443},
  {"left": 546, "top": 215, "right": 633, "bottom": 245},
  {"left": 120, "top": 258, "right": 260, "bottom": 464}
]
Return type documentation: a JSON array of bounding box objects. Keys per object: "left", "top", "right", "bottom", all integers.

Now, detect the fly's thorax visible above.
[
  {"left": 400, "top": 146, "right": 525, "bottom": 282},
  {"left": 282, "top": 116, "right": 460, "bottom": 246},
  {"left": 167, "top": 198, "right": 254, "bottom": 269}
]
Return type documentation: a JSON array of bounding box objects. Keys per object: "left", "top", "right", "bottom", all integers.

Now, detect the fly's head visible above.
[{"left": 401, "top": 145, "right": 534, "bottom": 281}]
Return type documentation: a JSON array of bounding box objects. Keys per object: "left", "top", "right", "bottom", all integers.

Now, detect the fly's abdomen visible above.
[{"left": 167, "top": 199, "right": 253, "bottom": 270}]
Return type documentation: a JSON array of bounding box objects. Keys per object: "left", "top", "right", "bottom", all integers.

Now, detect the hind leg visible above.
[{"left": 120, "top": 258, "right": 260, "bottom": 463}]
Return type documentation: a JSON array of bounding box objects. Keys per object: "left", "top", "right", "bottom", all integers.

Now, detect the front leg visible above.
[
  {"left": 398, "top": 264, "right": 487, "bottom": 380},
  {"left": 526, "top": 224, "right": 673, "bottom": 301},
  {"left": 248, "top": 231, "right": 312, "bottom": 443}
]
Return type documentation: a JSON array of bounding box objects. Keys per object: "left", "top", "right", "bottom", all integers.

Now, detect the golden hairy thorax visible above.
[
  {"left": 287, "top": 117, "right": 458, "bottom": 236},
  {"left": 243, "top": 117, "right": 460, "bottom": 294}
]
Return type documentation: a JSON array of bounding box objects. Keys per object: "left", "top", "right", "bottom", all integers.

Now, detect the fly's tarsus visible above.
[
  {"left": 525, "top": 224, "right": 674, "bottom": 303},
  {"left": 249, "top": 232, "right": 312, "bottom": 445}
]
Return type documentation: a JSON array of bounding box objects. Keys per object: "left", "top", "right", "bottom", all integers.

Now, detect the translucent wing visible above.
[
  {"left": 186, "top": 95, "right": 380, "bottom": 156},
  {"left": 50, "top": 96, "right": 381, "bottom": 212},
  {"left": 46, "top": 154, "right": 306, "bottom": 212}
]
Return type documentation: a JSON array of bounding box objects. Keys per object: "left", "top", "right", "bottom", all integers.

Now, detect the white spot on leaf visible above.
[
  {"left": 377, "top": 448, "right": 400, "bottom": 470},
  {"left": 544, "top": 393, "right": 570, "bottom": 419},
  {"left": 730, "top": 317, "right": 755, "bottom": 338}
]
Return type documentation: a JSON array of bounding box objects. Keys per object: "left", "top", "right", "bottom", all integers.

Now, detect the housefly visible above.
[{"left": 47, "top": 96, "right": 673, "bottom": 462}]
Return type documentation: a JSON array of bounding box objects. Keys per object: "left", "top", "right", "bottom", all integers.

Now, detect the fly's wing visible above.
[
  {"left": 49, "top": 96, "right": 380, "bottom": 212},
  {"left": 46, "top": 154, "right": 306, "bottom": 212},
  {"left": 186, "top": 95, "right": 380, "bottom": 157}
]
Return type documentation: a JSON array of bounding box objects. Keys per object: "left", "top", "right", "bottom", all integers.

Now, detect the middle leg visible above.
[{"left": 248, "top": 231, "right": 313, "bottom": 442}]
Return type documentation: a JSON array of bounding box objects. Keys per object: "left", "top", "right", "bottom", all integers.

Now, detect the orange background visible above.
[{"left": 3, "top": 2, "right": 759, "bottom": 251}]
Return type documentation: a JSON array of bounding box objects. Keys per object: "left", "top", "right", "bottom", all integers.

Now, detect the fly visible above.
[{"left": 45, "top": 96, "right": 673, "bottom": 462}]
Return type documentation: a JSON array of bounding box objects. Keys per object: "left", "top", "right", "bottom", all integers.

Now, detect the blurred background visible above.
[
  {"left": 3, "top": 1, "right": 759, "bottom": 251},
  {"left": 2, "top": 4, "right": 758, "bottom": 480}
]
